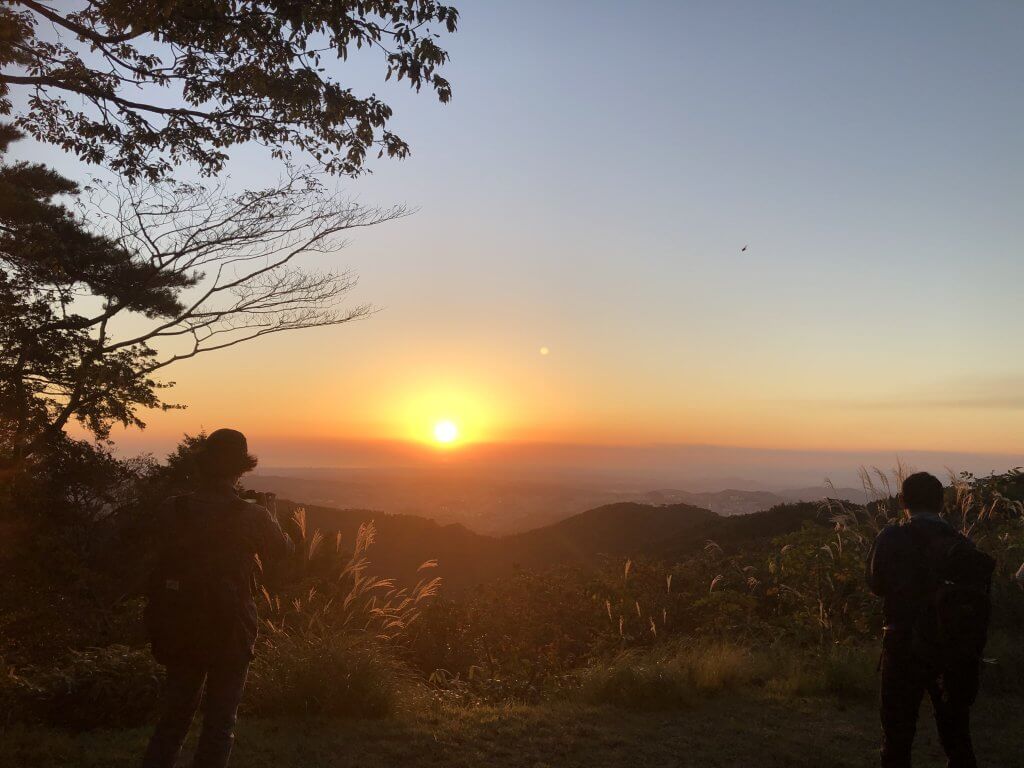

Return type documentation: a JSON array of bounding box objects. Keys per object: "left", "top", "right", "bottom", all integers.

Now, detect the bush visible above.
[
  {"left": 818, "top": 648, "right": 877, "bottom": 699},
  {"left": 578, "top": 651, "right": 696, "bottom": 711},
  {"left": 688, "top": 643, "right": 767, "bottom": 692},
  {"left": 578, "top": 642, "right": 884, "bottom": 710},
  {"left": 2, "top": 645, "right": 163, "bottom": 729},
  {"left": 577, "top": 642, "right": 766, "bottom": 711},
  {"left": 245, "top": 633, "right": 413, "bottom": 719},
  {"left": 766, "top": 647, "right": 876, "bottom": 701}
]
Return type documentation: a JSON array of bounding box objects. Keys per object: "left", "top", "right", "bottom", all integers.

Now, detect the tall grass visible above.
[
  {"left": 262, "top": 513, "right": 442, "bottom": 642},
  {"left": 577, "top": 642, "right": 769, "bottom": 711},
  {"left": 246, "top": 633, "right": 412, "bottom": 718},
  {"left": 578, "top": 642, "right": 878, "bottom": 711},
  {"left": 249, "top": 514, "right": 442, "bottom": 718},
  {"left": 764, "top": 647, "right": 877, "bottom": 701}
]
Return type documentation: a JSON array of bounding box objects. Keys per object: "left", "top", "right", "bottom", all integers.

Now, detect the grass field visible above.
[{"left": 5, "top": 693, "right": 1023, "bottom": 768}]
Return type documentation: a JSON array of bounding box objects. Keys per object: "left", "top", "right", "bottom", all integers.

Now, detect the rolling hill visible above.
[
  {"left": 247, "top": 469, "right": 864, "bottom": 535},
  {"left": 280, "top": 497, "right": 833, "bottom": 591}
]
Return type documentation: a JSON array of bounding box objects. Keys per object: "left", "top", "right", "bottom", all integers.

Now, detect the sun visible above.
[{"left": 433, "top": 419, "right": 459, "bottom": 444}]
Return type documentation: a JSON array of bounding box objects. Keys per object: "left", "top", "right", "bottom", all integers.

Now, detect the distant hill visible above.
[
  {"left": 640, "top": 489, "right": 784, "bottom": 516},
  {"left": 248, "top": 470, "right": 864, "bottom": 535},
  {"left": 641, "top": 487, "right": 868, "bottom": 516},
  {"left": 279, "top": 498, "right": 831, "bottom": 592},
  {"left": 777, "top": 486, "right": 869, "bottom": 504},
  {"left": 510, "top": 502, "right": 717, "bottom": 564},
  {"left": 249, "top": 472, "right": 643, "bottom": 535}
]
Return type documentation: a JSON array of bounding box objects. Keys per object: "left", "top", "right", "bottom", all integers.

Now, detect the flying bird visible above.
[{"left": 741, "top": 244, "right": 748, "bottom": 252}]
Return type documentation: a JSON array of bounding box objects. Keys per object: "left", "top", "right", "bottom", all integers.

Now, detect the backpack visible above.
[
  {"left": 906, "top": 520, "right": 995, "bottom": 668},
  {"left": 144, "top": 495, "right": 253, "bottom": 666}
]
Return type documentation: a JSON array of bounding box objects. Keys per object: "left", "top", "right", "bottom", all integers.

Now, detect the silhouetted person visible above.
[
  {"left": 141, "top": 429, "right": 292, "bottom": 768},
  {"left": 867, "top": 472, "right": 994, "bottom": 768}
]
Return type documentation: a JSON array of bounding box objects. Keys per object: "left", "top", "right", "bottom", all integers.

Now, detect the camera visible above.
[{"left": 240, "top": 489, "right": 276, "bottom": 510}]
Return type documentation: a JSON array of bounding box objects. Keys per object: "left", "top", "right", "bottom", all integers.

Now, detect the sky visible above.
[{"left": 13, "top": 1, "right": 1024, "bottom": 470}]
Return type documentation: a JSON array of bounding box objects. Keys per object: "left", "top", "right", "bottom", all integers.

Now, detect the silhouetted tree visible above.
[
  {"left": 0, "top": 126, "right": 407, "bottom": 469},
  {"left": 0, "top": 0, "right": 458, "bottom": 180}
]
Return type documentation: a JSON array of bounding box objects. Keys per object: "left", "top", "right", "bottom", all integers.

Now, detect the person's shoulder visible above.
[
  {"left": 875, "top": 522, "right": 907, "bottom": 541},
  {"left": 908, "top": 515, "right": 963, "bottom": 541},
  {"left": 872, "top": 522, "right": 913, "bottom": 550},
  {"left": 234, "top": 498, "right": 272, "bottom": 522},
  {"left": 152, "top": 493, "right": 194, "bottom": 535}
]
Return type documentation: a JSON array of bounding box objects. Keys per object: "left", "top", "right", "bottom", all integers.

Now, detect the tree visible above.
[
  {"left": 0, "top": 126, "right": 408, "bottom": 468},
  {"left": 0, "top": 0, "right": 458, "bottom": 180}
]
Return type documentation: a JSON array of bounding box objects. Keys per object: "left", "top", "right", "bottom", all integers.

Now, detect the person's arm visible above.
[{"left": 866, "top": 526, "right": 911, "bottom": 597}]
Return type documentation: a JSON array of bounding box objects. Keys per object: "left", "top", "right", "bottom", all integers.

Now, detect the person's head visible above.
[
  {"left": 194, "top": 428, "right": 257, "bottom": 484},
  {"left": 900, "top": 471, "right": 944, "bottom": 514}
]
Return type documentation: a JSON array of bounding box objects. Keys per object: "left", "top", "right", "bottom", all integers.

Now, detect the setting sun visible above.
[{"left": 433, "top": 420, "right": 459, "bottom": 444}]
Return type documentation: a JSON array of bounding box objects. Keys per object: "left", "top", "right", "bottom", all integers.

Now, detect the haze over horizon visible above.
[{"left": 104, "top": 431, "right": 1021, "bottom": 493}]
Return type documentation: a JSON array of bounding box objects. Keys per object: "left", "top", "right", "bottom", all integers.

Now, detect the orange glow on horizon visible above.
[
  {"left": 387, "top": 381, "right": 497, "bottom": 447},
  {"left": 87, "top": 335, "right": 1024, "bottom": 458}
]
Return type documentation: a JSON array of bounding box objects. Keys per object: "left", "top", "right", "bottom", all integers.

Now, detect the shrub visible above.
[
  {"left": 578, "top": 650, "right": 696, "bottom": 711},
  {"left": 245, "top": 633, "right": 412, "bottom": 719},
  {"left": 577, "top": 642, "right": 766, "bottom": 711},
  {"left": 688, "top": 642, "right": 766, "bottom": 692},
  {"left": 818, "top": 648, "right": 876, "bottom": 699},
  {"left": 2, "top": 645, "right": 163, "bottom": 729},
  {"left": 766, "top": 647, "right": 876, "bottom": 701},
  {"left": 243, "top": 517, "right": 439, "bottom": 718},
  {"left": 578, "top": 642, "right": 883, "bottom": 710}
]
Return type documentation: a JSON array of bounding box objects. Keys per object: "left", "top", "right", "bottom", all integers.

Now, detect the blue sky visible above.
[{"left": 13, "top": 1, "right": 1024, "bottom": 459}]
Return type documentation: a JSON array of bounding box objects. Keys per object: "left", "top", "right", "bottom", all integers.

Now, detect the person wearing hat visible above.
[{"left": 141, "top": 429, "right": 293, "bottom": 768}]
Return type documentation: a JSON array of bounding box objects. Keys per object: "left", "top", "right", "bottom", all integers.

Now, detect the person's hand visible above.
[
  {"left": 262, "top": 492, "right": 278, "bottom": 516},
  {"left": 241, "top": 489, "right": 277, "bottom": 514}
]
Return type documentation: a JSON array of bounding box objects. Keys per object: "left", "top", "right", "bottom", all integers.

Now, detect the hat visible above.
[
  {"left": 203, "top": 428, "right": 249, "bottom": 457},
  {"left": 195, "top": 428, "right": 256, "bottom": 478}
]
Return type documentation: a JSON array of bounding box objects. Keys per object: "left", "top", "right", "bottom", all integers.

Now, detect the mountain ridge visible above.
[
  {"left": 247, "top": 471, "right": 865, "bottom": 535},
  {"left": 280, "top": 497, "right": 835, "bottom": 591}
]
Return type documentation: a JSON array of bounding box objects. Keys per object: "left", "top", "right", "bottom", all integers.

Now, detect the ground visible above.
[{"left": 4, "top": 694, "right": 1023, "bottom": 768}]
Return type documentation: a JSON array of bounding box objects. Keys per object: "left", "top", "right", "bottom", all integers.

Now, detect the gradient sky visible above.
[{"left": 16, "top": 1, "right": 1024, "bottom": 462}]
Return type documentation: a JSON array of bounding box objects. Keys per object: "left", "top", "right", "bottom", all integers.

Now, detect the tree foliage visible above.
[
  {"left": 0, "top": 126, "right": 407, "bottom": 467},
  {"left": 0, "top": 0, "right": 458, "bottom": 180}
]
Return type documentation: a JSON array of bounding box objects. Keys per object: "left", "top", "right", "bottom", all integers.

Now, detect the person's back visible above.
[
  {"left": 866, "top": 471, "right": 992, "bottom": 768},
  {"left": 146, "top": 485, "right": 289, "bottom": 666},
  {"left": 142, "top": 429, "right": 292, "bottom": 768}
]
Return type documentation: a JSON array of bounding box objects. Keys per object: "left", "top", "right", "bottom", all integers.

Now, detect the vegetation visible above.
[
  {"left": 1, "top": 0, "right": 459, "bottom": 180},
  {"left": 0, "top": 125, "right": 409, "bottom": 473},
  {"left": 1, "top": 4, "right": 1017, "bottom": 764},
  {"left": 2, "top": 428, "right": 1022, "bottom": 739},
  {"left": 1, "top": 0, "right": 459, "bottom": 475}
]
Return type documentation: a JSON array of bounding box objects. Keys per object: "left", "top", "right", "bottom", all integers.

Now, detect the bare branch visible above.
[{"left": 3, "top": 164, "right": 409, "bottom": 460}]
